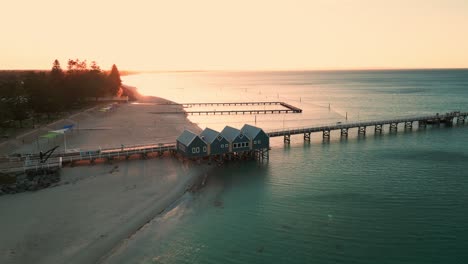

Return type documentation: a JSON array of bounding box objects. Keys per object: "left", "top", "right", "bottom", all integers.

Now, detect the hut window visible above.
[
  {"left": 203, "top": 146, "right": 207, "bottom": 152},
  {"left": 192, "top": 147, "right": 200, "bottom": 153},
  {"left": 254, "top": 140, "right": 257, "bottom": 145},
  {"left": 221, "top": 144, "right": 224, "bottom": 148},
  {"left": 225, "top": 144, "right": 229, "bottom": 148},
  {"left": 233, "top": 143, "right": 238, "bottom": 148},
  {"left": 239, "top": 134, "right": 243, "bottom": 139},
  {"left": 246, "top": 142, "right": 249, "bottom": 147},
  {"left": 217, "top": 135, "right": 223, "bottom": 141}
]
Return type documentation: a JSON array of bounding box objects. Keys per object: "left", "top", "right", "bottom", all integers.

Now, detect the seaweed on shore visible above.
[{"left": 0, "top": 168, "right": 60, "bottom": 195}]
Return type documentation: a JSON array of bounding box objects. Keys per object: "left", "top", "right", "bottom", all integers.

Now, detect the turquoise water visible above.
[{"left": 117, "top": 70, "right": 468, "bottom": 264}]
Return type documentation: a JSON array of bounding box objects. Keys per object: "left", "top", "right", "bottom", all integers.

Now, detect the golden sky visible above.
[{"left": 1, "top": 0, "right": 467, "bottom": 70}]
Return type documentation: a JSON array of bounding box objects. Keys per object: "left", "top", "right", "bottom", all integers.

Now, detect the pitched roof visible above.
[
  {"left": 177, "top": 130, "right": 198, "bottom": 146},
  {"left": 200, "top": 127, "right": 221, "bottom": 143},
  {"left": 220, "top": 126, "right": 251, "bottom": 142},
  {"left": 241, "top": 124, "right": 265, "bottom": 139}
]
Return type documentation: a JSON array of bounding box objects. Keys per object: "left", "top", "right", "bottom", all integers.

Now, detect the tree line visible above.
[{"left": 0, "top": 59, "right": 123, "bottom": 128}]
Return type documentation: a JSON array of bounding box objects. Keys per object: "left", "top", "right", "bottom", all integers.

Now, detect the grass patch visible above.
[{"left": 0, "top": 173, "right": 17, "bottom": 185}]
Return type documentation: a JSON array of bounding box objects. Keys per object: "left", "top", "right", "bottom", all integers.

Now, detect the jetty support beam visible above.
[
  {"left": 390, "top": 122, "right": 398, "bottom": 132},
  {"left": 340, "top": 128, "right": 348, "bottom": 137},
  {"left": 404, "top": 121, "right": 413, "bottom": 129},
  {"left": 418, "top": 120, "right": 427, "bottom": 128},
  {"left": 457, "top": 115, "right": 465, "bottom": 123},
  {"left": 358, "top": 126, "right": 366, "bottom": 135},
  {"left": 323, "top": 130, "right": 330, "bottom": 139},
  {"left": 304, "top": 132, "right": 311, "bottom": 141},
  {"left": 284, "top": 134, "right": 291, "bottom": 143},
  {"left": 375, "top": 124, "right": 383, "bottom": 133}
]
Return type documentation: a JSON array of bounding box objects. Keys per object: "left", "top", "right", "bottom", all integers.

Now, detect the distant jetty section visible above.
[{"left": 149, "top": 101, "right": 303, "bottom": 115}]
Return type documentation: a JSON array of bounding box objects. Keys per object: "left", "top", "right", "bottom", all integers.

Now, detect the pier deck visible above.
[
  {"left": 1, "top": 111, "right": 466, "bottom": 173},
  {"left": 267, "top": 111, "right": 467, "bottom": 142},
  {"left": 150, "top": 101, "right": 303, "bottom": 115}
]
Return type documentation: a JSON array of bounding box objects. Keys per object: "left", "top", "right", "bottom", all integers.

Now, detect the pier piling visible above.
[
  {"left": 341, "top": 128, "right": 348, "bottom": 137},
  {"left": 358, "top": 126, "right": 366, "bottom": 135},
  {"left": 374, "top": 124, "right": 383, "bottom": 133},
  {"left": 404, "top": 121, "right": 413, "bottom": 129}
]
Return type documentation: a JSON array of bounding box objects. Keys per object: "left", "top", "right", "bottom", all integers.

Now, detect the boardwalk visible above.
[
  {"left": 156, "top": 101, "right": 285, "bottom": 107},
  {"left": 267, "top": 111, "right": 467, "bottom": 142},
  {"left": 1, "top": 111, "right": 466, "bottom": 173},
  {"left": 0, "top": 143, "right": 176, "bottom": 173},
  {"left": 150, "top": 101, "right": 303, "bottom": 115}
]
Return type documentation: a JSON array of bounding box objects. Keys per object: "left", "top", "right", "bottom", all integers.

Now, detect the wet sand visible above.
[{"left": 0, "top": 95, "right": 209, "bottom": 263}]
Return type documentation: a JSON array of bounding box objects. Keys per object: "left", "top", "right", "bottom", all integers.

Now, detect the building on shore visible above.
[
  {"left": 241, "top": 124, "right": 270, "bottom": 150},
  {"left": 221, "top": 126, "right": 251, "bottom": 153},
  {"left": 176, "top": 130, "right": 208, "bottom": 158},
  {"left": 200, "top": 128, "right": 230, "bottom": 156}
]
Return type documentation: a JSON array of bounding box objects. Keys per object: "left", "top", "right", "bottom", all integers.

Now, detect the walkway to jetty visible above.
[
  {"left": 267, "top": 111, "right": 467, "bottom": 142},
  {"left": 1, "top": 111, "right": 466, "bottom": 173},
  {"left": 150, "top": 101, "right": 303, "bottom": 115},
  {"left": 1, "top": 143, "right": 176, "bottom": 174}
]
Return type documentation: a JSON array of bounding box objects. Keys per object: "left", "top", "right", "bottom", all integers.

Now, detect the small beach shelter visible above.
[
  {"left": 63, "top": 124, "right": 74, "bottom": 130},
  {"left": 48, "top": 128, "right": 71, "bottom": 151},
  {"left": 220, "top": 126, "right": 251, "bottom": 152},
  {"left": 200, "top": 128, "right": 230, "bottom": 155},
  {"left": 176, "top": 130, "right": 208, "bottom": 158},
  {"left": 241, "top": 124, "right": 270, "bottom": 150}
]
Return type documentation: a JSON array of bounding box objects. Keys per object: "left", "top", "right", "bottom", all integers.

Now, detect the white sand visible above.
[{"left": 0, "top": 96, "right": 210, "bottom": 264}]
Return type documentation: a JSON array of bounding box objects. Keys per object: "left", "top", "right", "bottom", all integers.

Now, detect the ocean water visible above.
[{"left": 117, "top": 70, "right": 468, "bottom": 264}]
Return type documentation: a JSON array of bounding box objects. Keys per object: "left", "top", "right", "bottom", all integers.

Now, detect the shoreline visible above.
[{"left": 0, "top": 86, "right": 212, "bottom": 264}]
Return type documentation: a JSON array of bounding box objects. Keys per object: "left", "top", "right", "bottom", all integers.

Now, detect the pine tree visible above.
[
  {"left": 107, "top": 64, "right": 122, "bottom": 96},
  {"left": 51, "top": 59, "right": 63, "bottom": 74}
]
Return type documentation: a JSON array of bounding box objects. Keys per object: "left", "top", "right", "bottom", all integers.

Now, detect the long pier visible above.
[
  {"left": 1, "top": 143, "right": 176, "bottom": 173},
  {"left": 157, "top": 101, "right": 284, "bottom": 107},
  {"left": 267, "top": 111, "right": 467, "bottom": 142},
  {"left": 1, "top": 111, "right": 466, "bottom": 173},
  {"left": 150, "top": 101, "right": 303, "bottom": 115}
]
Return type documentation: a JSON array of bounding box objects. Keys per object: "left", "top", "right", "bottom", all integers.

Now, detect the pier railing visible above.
[
  {"left": 1, "top": 111, "right": 466, "bottom": 172},
  {"left": 266, "top": 112, "right": 465, "bottom": 137}
]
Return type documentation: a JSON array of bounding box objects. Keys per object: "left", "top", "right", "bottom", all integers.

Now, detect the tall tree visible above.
[
  {"left": 107, "top": 64, "right": 122, "bottom": 96},
  {"left": 2, "top": 78, "right": 29, "bottom": 127},
  {"left": 51, "top": 59, "right": 63, "bottom": 75}
]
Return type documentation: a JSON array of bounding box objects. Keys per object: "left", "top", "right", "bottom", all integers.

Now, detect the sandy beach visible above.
[{"left": 0, "top": 95, "right": 210, "bottom": 263}]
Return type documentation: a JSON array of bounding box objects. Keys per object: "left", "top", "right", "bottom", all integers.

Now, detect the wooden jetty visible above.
[
  {"left": 156, "top": 101, "right": 284, "bottom": 107},
  {"left": 150, "top": 101, "right": 303, "bottom": 115},
  {"left": 267, "top": 111, "right": 468, "bottom": 142},
  {"left": 1, "top": 111, "right": 466, "bottom": 173},
  {"left": 0, "top": 143, "right": 176, "bottom": 174}
]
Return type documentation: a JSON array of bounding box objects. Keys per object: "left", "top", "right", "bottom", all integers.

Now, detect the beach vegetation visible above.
[{"left": 0, "top": 59, "right": 123, "bottom": 131}]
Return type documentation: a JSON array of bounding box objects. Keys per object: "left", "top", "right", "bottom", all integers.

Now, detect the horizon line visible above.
[{"left": 1, "top": 66, "right": 468, "bottom": 73}]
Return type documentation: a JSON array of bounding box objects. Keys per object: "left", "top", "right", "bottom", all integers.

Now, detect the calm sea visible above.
[{"left": 117, "top": 70, "right": 468, "bottom": 264}]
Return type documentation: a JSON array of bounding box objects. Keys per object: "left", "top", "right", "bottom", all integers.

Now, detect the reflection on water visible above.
[{"left": 117, "top": 70, "right": 468, "bottom": 264}]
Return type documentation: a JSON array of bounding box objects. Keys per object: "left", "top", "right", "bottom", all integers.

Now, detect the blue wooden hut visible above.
[
  {"left": 221, "top": 126, "right": 251, "bottom": 152},
  {"left": 241, "top": 124, "right": 270, "bottom": 150},
  {"left": 176, "top": 130, "right": 208, "bottom": 158},
  {"left": 200, "top": 128, "right": 230, "bottom": 155}
]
